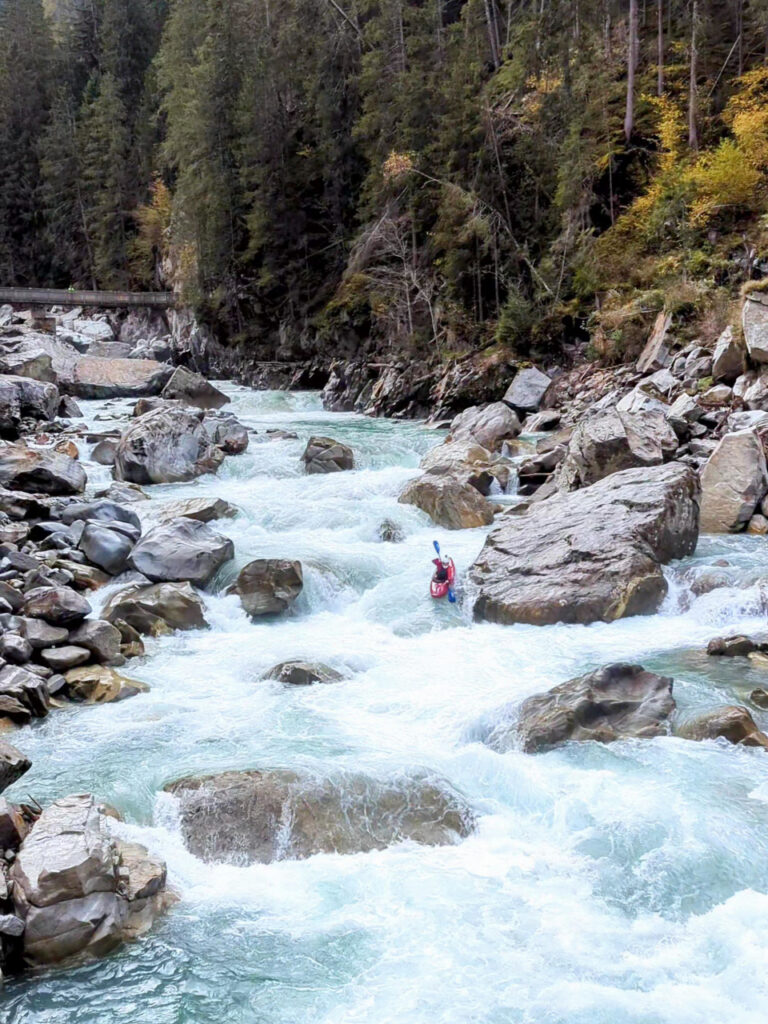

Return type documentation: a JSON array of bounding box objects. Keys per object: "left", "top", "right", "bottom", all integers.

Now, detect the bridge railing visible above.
[{"left": 0, "top": 287, "right": 174, "bottom": 310}]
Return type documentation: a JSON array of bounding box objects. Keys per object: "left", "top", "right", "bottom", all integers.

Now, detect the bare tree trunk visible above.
[
  {"left": 689, "top": 0, "right": 699, "bottom": 149},
  {"left": 624, "top": 0, "right": 639, "bottom": 141},
  {"left": 657, "top": 0, "right": 664, "bottom": 94},
  {"left": 484, "top": 0, "right": 501, "bottom": 68},
  {"left": 736, "top": 0, "right": 743, "bottom": 76}
]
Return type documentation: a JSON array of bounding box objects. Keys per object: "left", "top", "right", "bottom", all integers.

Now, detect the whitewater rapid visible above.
[{"left": 4, "top": 385, "right": 768, "bottom": 1024}]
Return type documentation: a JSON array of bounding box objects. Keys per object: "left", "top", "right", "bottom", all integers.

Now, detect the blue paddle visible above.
[{"left": 433, "top": 540, "right": 457, "bottom": 603}]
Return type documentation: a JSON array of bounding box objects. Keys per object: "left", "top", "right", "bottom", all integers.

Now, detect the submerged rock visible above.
[
  {"left": 165, "top": 768, "right": 474, "bottom": 865},
  {"left": 302, "top": 436, "right": 354, "bottom": 474},
  {"left": 102, "top": 581, "right": 208, "bottom": 635},
  {"left": 676, "top": 706, "right": 768, "bottom": 749},
  {"left": 10, "top": 794, "right": 170, "bottom": 966},
  {"left": 128, "top": 518, "right": 234, "bottom": 587},
  {"left": 113, "top": 406, "right": 223, "bottom": 485},
  {"left": 484, "top": 664, "right": 675, "bottom": 753},
  {"left": 264, "top": 661, "right": 345, "bottom": 686},
  {"left": 470, "top": 463, "right": 700, "bottom": 625},
  {"left": 233, "top": 559, "right": 303, "bottom": 617}
]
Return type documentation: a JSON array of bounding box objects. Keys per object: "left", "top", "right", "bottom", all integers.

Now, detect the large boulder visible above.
[
  {"left": 677, "top": 706, "right": 768, "bottom": 749},
  {"left": 0, "top": 738, "right": 31, "bottom": 793},
  {"left": 72, "top": 357, "right": 171, "bottom": 400},
  {"left": 742, "top": 295, "right": 768, "bottom": 364},
  {"left": 78, "top": 523, "right": 135, "bottom": 576},
  {"left": 399, "top": 473, "right": 495, "bottom": 529},
  {"left": 128, "top": 519, "right": 234, "bottom": 587},
  {"left": 712, "top": 325, "right": 747, "bottom": 383},
  {"left": 233, "top": 559, "right": 303, "bottom": 617},
  {"left": 419, "top": 439, "right": 510, "bottom": 495},
  {"left": 61, "top": 499, "right": 142, "bottom": 532},
  {"left": 68, "top": 620, "right": 122, "bottom": 665},
  {"left": 9, "top": 795, "right": 169, "bottom": 966},
  {"left": 636, "top": 310, "right": 673, "bottom": 373},
  {"left": 555, "top": 408, "right": 678, "bottom": 492},
  {"left": 449, "top": 403, "right": 521, "bottom": 451},
  {"left": 470, "top": 463, "right": 700, "bottom": 625},
  {"left": 699, "top": 430, "right": 768, "bottom": 532},
  {"left": 1, "top": 375, "right": 60, "bottom": 422},
  {"left": 0, "top": 346, "right": 56, "bottom": 384},
  {"left": 63, "top": 666, "right": 148, "bottom": 704},
  {"left": 502, "top": 367, "right": 551, "bottom": 414},
  {"left": 24, "top": 587, "right": 91, "bottom": 626},
  {"left": 0, "top": 445, "right": 86, "bottom": 495},
  {"left": 113, "top": 406, "right": 223, "bottom": 485},
  {"left": 302, "top": 436, "right": 354, "bottom": 474},
  {"left": 264, "top": 661, "right": 345, "bottom": 686},
  {"left": 102, "top": 581, "right": 208, "bottom": 635},
  {"left": 484, "top": 665, "right": 675, "bottom": 753},
  {"left": 161, "top": 366, "right": 229, "bottom": 410},
  {"left": 202, "top": 413, "right": 249, "bottom": 455},
  {"left": 164, "top": 768, "right": 474, "bottom": 865}
]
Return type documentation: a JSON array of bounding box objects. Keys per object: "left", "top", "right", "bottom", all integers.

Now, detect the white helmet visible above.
[{"left": 442, "top": 554, "right": 451, "bottom": 565}]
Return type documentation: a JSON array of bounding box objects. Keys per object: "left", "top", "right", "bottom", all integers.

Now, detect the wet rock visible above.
[
  {"left": 102, "top": 582, "right": 208, "bottom": 635},
  {"left": 419, "top": 439, "right": 509, "bottom": 495},
  {"left": 0, "top": 633, "right": 32, "bottom": 666},
  {"left": 264, "top": 661, "right": 345, "bottom": 686},
  {"left": 129, "top": 518, "right": 233, "bottom": 587},
  {"left": 502, "top": 367, "right": 551, "bottom": 415},
  {"left": 743, "top": 295, "right": 768, "bottom": 364},
  {"left": 470, "top": 463, "right": 700, "bottom": 625},
  {"left": 20, "top": 618, "right": 69, "bottom": 650},
  {"left": 0, "top": 445, "right": 86, "bottom": 496},
  {"left": 1, "top": 375, "right": 60, "bottom": 422},
  {"left": 165, "top": 768, "right": 474, "bottom": 865},
  {"left": 700, "top": 430, "right": 768, "bottom": 533},
  {"left": 377, "top": 519, "right": 404, "bottom": 543},
  {"left": 63, "top": 665, "right": 148, "bottom": 704},
  {"left": 748, "top": 513, "right": 768, "bottom": 534},
  {"left": 72, "top": 357, "right": 171, "bottom": 400},
  {"left": 485, "top": 664, "right": 675, "bottom": 753},
  {"left": 301, "top": 436, "right": 354, "bottom": 474},
  {"left": 399, "top": 473, "right": 495, "bottom": 529},
  {"left": 0, "top": 797, "right": 28, "bottom": 850},
  {"left": 636, "top": 311, "right": 673, "bottom": 373},
  {"left": 555, "top": 408, "right": 678, "bottom": 492},
  {"left": 202, "top": 413, "right": 249, "bottom": 455},
  {"left": 0, "top": 665, "right": 50, "bottom": 717},
  {"left": 58, "top": 396, "right": 83, "bottom": 419},
  {"left": 78, "top": 523, "right": 134, "bottom": 576},
  {"left": 707, "top": 635, "right": 764, "bottom": 657},
  {"left": 114, "top": 406, "right": 223, "bottom": 485},
  {"left": 449, "top": 403, "right": 521, "bottom": 451},
  {"left": 23, "top": 587, "right": 91, "bottom": 626},
  {"left": 91, "top": 439, "right": 117, "bottom": 466},
  {"left": 234, "top": 559, "right": 303, "bottom": 618},
  {"left": 40, "top": 646, "right": 91, "bottom": 671},
  {"left": 677, "top": 706, "right": 768, "bottom": 749},
  {"left": 155, "top": 496, "right": 238, "bottom": 524},
  {"left": 751, "top": 689, "right": 768, "bottom": 709},
  {"left": 68, "top": 621, "right": 123, "bottom": 665},
  {"left": 10, "top": 794, "right": 169, "bottom": 966},
  {"left": 95, "top": 481, "right": 149, "bottom": 504},
  {"left": 161, "top": 366, "right": 229, "bottom": 410},
  {"left": 0, "top": 738, "right": 30, "bottom": 793}
]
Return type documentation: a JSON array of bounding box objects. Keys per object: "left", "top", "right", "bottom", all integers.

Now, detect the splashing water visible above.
[{"left": 4, "top": 385, "right": 768, "bottom": 1024}]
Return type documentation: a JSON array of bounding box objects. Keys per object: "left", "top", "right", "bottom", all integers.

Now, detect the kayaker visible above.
[{"left": 432, "top": 554, "right": 451, "bottom": 583}]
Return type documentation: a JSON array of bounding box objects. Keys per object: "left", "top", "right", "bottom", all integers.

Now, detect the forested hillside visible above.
[{"left": 2, "top": 0, "right": 768, "bottom": 369}]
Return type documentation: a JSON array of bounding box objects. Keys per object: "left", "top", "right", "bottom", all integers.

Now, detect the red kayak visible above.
[{"left": 430, "top": 558, "right": 456, "bottom": 599}]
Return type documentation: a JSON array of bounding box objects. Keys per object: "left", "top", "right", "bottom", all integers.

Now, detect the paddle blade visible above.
[
  {"left": 433, "top": 540, "right": 441, "bottom": 556},
  {"left": 448, "top": 589, "right": 457, "bottom": 604}
]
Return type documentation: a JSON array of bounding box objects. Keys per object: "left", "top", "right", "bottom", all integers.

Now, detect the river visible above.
[{"left": 3, "top": 384, "right": 768, "bottom": 1024}]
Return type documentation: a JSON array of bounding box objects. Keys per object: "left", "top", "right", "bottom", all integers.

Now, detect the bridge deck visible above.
[{"left": 0, "top": 287, "right": 174, "bottom": 310}]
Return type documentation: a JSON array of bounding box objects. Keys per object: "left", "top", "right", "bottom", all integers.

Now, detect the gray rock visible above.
[
  {"left": 502, "top": 367, "right": 551, "bottom": 414},
  {"left": 78, "top": 523, "right": 134, "bottom": 576},
  {"left": 555, "top": 408, "right": 678, "bottom": 492},
  {"left": 302, "top": 436, "right": 355, "bottom": 474},
  {"left": 712, "top": 325, "right": 747, "bottom": 383},
  {"left": 484, "top": 664, "right": 675, "bottom": 753},
  {"left": 58, "top": 396, "right": 83, "bottom": 419},
  {"left": 233, "top": 559, "right": 303, "bottom": 617},
  {"left": 0, "top": 738, "right": 30, "bottom": 793},
  {"left": 40, "top": 645, "right": 91, "bottom": 671},
  {"left": 91, "top": 439, "right": 117, "bottom": 466},
  {"left": 0, "top": 633, "right": 32, "bottom": 665},
  {"left": 20, "top": 618, "right": 69, "bottom": 650},
  {"left": 202, "top": 414, "right": 249, "bottom": 455},
  {"left": 666, "top": 393, "right": 703, "bottom": 435},
  {"left": 470, "top": 463, "right": 700, "bottom": 625},
  {"left": 1, "top": 375, "right": 60, "bottom": 421},
  {"left": 68, "top": 620, "right": 122, "bottom": 664},
  {"left": 0, "top": 445, "right": 86, "bottom": 496},
  {"left": 95, "top": 481, "right": 150, "bottom": 504},
  {"left": 155, "top": 496, "right": 238, "bottom": 524},
  {"left": 161, "top": 366, "right": 229, "bottom": 410},
  {"left": 449, "top": 403, "right": 521, "bottom": 451},
  {"left": 24, "top": 587, "right": 91, "bottom": 626},
  {"left": 129, "top": 518, "right": 233, "bottom": 587},
  {"left": 165, "top": 768, "right": 474, "bottom": 865},
  {"left": 743, "top": 295, "right": 768, "bottom": 364},
  {"left": 102, "top": 581, "right": 208, "bottom": 635},
  {"left": 61, "top": 500, "right": 141, "bottom": 533},
  {"left": 636, "top": 311, "right": 673, "bottom": 373},
  {"left": 114, "top": 406, "right": 223, "bottom": 485},
  {"left": 10, "top": 794, "right": 169, "bottom": 966},
  {"left": 700, "top": 430, "right": 768, "bottom": 532},
  {"left": 0, "top": 665, "right": 50, "bottom": 717},
  {"left": 707, "top": 635, "right": 763, "bottom": 657},
  {"left": 72, "top": 357, "right": 171, "bottom": 400},
  {"left": 399, "top": 473, "right": 495, "bottom": 529}
]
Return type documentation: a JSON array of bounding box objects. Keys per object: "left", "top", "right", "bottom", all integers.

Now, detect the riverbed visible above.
[{"left": 3, "top": 385, "right": 768, "bottom": 1024}]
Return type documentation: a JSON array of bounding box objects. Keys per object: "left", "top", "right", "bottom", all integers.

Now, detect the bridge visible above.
[{"left": 0, "top": 287, "right": 174, "bottom": 310}]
